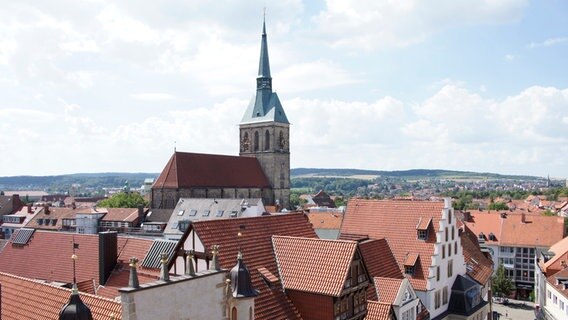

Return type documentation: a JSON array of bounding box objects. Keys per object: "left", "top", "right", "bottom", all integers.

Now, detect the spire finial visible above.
[
  {"left": 174, "top": 141, "right": 176, "bottom": 152},
  {"left": 263, "top": 7, "right": 266, "bottom": 34},
  {"left": 71, "top": 236, "right": 78, "bottom": 293}
]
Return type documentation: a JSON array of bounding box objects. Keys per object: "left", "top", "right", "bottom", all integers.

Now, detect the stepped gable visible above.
[
  {"left": 460, "top": 224, "right": 493, "bottom": 285},
  {"left": 0, "top": 231, "right": 156, "bottom": 298},
  {"left": 340, "top": 199, "right": 444, "bottom": 290},
  {"left": 358, "top": 239, "right": 403, "bottom": 300},
  {"left": 187, "top": 213, "right": 317, "bottom": 320},
  {"left": 0, "top": 272, "right": 122, "bottom": 319},
  {"left": 153, "top": 151, "right": 271, "bottom": 189},
  {"left": 272, "top": 236, "right": 357, "bottom": 296}
]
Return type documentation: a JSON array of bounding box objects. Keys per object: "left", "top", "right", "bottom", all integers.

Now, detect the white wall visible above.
[{"left": 545, "top": 282, "right": 568, "bottom": 320}]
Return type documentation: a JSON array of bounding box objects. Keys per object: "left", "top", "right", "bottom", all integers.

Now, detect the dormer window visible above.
[
  {"left": 38, "top": 218, "right": 43, "bottom": 225},
  {"left": 405, "top": 266, "right": 415, "bottom": 275},
  {"left": 478, "top": 232, "right": 485, "bottom": 240},
  {"left": 418, "top": 230, "right": 428, "bottom": 240},
  {"left": 416, "top": 217, "right": 431, "bottom": 240},
  {"left": 404, "top": 253, "right": 418, "bottom": 276}
]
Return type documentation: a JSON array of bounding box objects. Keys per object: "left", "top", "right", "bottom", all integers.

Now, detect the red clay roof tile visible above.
[
  {"left": 153, "top": 152, "right": 271, "bottom": 189},
  {"left": 0, "top": 272, "right": 122, "bottom": 320},
  {"left": 365, "top": 301, "right": 392, "bottom": 320},
  {"left": 272, "top": 235, "right": 358, "bottom": 296},
  {"left": 374, "top": 277, "right": 403, "bottom": 304},
  {"left": 460, "top": 225, "right": 493, "bottom": 286}
]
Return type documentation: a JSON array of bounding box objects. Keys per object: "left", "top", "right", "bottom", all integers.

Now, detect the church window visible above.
[
  {"left": 254, "top": 131, "right": 259, "bottom": 151},
  {"left": 265, "top": 130, "right": 270, "bottom": 150}
]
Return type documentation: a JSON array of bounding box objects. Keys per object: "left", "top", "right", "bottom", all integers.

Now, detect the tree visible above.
[
  {"left": 488, "top": 201, "right": 509, "bottom": 211},
  {"left": 98, "top": 192, "right": 147, "bottom": 208},
  {"left": 492, "top": 264, "right": 514, "bottom": 298}
]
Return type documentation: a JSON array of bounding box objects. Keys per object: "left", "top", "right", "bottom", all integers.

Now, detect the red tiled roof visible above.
[
  {"left": 416, "top": 217, "right": 432, "bottom": 230},
  {"left": 340, "top": 199, "right": 445, "bottom": 291},
  {"left": 359, "top": 239, "right": 403, "bottom": 301},
  {"left": 0, "top": 272, "right": 122, "bottom": 320},
  {"left": 541, "top": 236, "right": 568, "bottom": 274},
  {"left": 374, "top": 277, "right": 403, "bottom": 304},
  {"left": 404, "top": 253, "right": 419, "bottom": 266},
  {"left": 26, "top": 207, "right": 78, "bottom": 230},
  {"left": 365, "top": 301, "right": 392, "bottom": 320},
  {"left": 187, "top": 213, "right": 317, "bottom": 320},
  {"left": 460, "top": 225, "right": 493, "bottom": 285},
  {"left": 306, "top": 211, "right": 343, "bottom": 230},
  {"left": 464, "top": 211, "right": 565, "bottom": 247},
  {"left": 546, "top": 268, "right": 568, "bottom": 299},
  {"left": 0, "top": 231, "right": 156, "bottom": 298},
  {"left": 272, "top": 236, "right": 357, "bottom": 296},
  {"left": 152, "top": 152, "right": 271, "bottom": 189},
  {"left": 100, "top": 208, "right": 140, "bottom": 222}
]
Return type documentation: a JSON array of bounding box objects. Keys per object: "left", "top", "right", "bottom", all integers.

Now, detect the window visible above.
[
  {"left": 455, "top": 242, "right": 458, "bottom": 255},
  {"left": 560, "top": 300, "right": 565, "bottom": 310},
  {"left": 38, "top": 219, "right": 43, "bottom": 225},
  {"left": 442, "top": 286, "right": 449, "bottom": 305},
  {"left": 452, "top": 226, "right": 455, "bottom": 240},
  {"left": 254, "top": 131, "right": 259, "bottom": 151},
  {"left": 448, "top": 259, "right": 453, "bottom": 277},
  {"left": 435, "top": 290, "right": 441, "bottom": 309},
  {"left": 177, "top": 210, "right": 185, "bottom": 216},
  {"left": 51, "top": 219, "right": 57, "bottom": 226},
  {"left": 418, "top": 230, "right": 427, "bottom": 240},
  {"left": 448, "top": 243, "right": 452, "bottom": 257},
  {"left": 449, "top": 211, "right": 452, "bottom": 224},
  {"left": 202, "top": 210, "right": 210, "bottom": 217},
  {"left": 230, "top": 211, "right": 238, "bottom": 217},
  {"left": 442, "top": 245, "right": 445, "bottom": 259},
  {"left": 548, "top": 290, "right": 552, "bottom": 299},
  {"left": 264, "top": 130, "right": 270, "bottom": 150},
  {"left": 189, "top": 209, "right": 197, "bottom": 216},
  {"left": 405, "top": 266, "right": 415, "bottom": 275},
  {"left": 216, "top": 210, "right": 224, "bottom": 217},
  {"left": 445, "top": 227, "right": 449, "bottom": 242},
  {"left": 401, "top": 308, "right": 414, "bottom": 320},
  {"left": 231, "top": 306, "right": 237, "bottom": 320},
  {"left": 554, "top": 295, "right": 558, "bottom": 304},
  {"left": 436, "top": 266, "right": 440, "bottom": 281}
]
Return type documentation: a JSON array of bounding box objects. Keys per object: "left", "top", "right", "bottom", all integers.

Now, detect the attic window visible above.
[
  {"left": 189, "top": 209, "right": 197, "bottom": 216},
  {"left": 202, "top": 210, "right": 210, "bottom": 217},
  {"left": 478, "top": 232, "right": 486, "bottom": 240},
  {"left": 405, "top": 266, "right": 415, "bottom": 275},
  {"left": 51, "top": 219, "right": 58, "bottom": 226},
  {"left": 38, "top": 219, "right": 43, "bottom": 225},
  {"left": 177, "top": 210, "right": 185, "bottom": 216},
  {"left": 488, "top": 232, "right": 496, "bottom": 241},
  {"left": 216, "top": 210, "right": 224, "bottom": 217},
  {"left": 230, "top": 211, "right": 238, "bottom": 218},
  {"left": 418, "top": 230, "right": 428, "bottom": 240}
]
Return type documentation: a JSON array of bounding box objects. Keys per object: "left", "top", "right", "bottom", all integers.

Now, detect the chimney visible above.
[
  {"left": 210, "top": 245, "right": 220, "bottom": 271},
  {"left": 160, "top": 252, "right": 170, "bottom": 281},
  {"left": 27, "top": 204, "right": 32, "bottom": 214},
  {"left": 12, "top": 194, "right": 21, "bottom": 206},
  {"left": 522, "top": 212, "right": 526, "bottom": 224},
  {"left": 137, "top": 205, "right": 145, "bottom": 222},
  {"left": 44, "top": 204, "right": 50, "bottom": 215},
  {"left": 71, "top": 202, "right": 76, "bottom": 210},
  {"left": 98, "top": 231, "right": 118, "bottom": 285},
  {"left": 464, "top": 211, "right": 472, "bottom": 222},
  {"left": 128, "top": 257, "right": 139, "bottom": 289}
]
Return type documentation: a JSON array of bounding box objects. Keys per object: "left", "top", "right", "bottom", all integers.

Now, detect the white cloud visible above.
[
  {"left": 313, "top": 0, "right": 528, "bottom": 50},
  {"left": 505, "top": 54, "right": 515, "bottom": 61},
  {"left": 529, "top": 37, "right": 568, "bottom": 48},
  {"left": 130, "top": 93, "right": 176, "bottom": 101}
]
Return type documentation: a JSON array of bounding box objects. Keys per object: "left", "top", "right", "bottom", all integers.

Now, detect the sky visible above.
[{"left": 0, "top": 0, "right": 567, "bottom": 178}]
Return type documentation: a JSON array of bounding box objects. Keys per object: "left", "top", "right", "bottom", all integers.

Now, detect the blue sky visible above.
[{"left": 0, "top": 0, "right": 567, "bottom": 178}]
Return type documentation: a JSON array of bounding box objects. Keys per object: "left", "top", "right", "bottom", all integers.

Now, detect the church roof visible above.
[
  {"left": 152, "top": 152, "right": 271, "bottom": 189},
  {"left": 240, "top": 20, "right": 289, "bottom": 125}
]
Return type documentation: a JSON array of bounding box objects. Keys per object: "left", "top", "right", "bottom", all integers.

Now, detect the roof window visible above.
[
  {"left": 216, "top": 210, "right": 224, "bottom": 217},
  {"left": 230, "top": 211, "right": 239, "bottom": 218},
  {"left": 202, "top": 210, "right": 210, "bottom": 217},
  {"left": 177, "top": 210, "right": 185, "bottom": 216},
  {"left": 189, "top": 209, "right": 197, "bottom": 216}
]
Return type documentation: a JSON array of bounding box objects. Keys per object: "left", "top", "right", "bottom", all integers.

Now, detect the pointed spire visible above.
[
  {"left": 257, "top": 16, "right": 271, "bottom": 80},
  {"left": 230, "top": 251, "right": 258, "bottom": 298},
  {"left": 59, "top": 250, "right": 93, "bottom": 320}
]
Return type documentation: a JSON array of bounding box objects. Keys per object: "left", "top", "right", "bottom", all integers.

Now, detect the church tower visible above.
[{"left": 240, "top": 19, "right": 290, "bottom": 209}]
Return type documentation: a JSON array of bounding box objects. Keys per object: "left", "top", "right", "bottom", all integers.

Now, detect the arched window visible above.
[
  {"left": 232, "top": 307, "right": 238, "bottom": 320},
  {"left": 254, "top": 131, "right": 259, "bottom": 151},
  {"left": 264, "top": 130, "right": 270, "bottom": 150},
  {"left": 249, "top": 307, "right": 253, "bottom": 320}
]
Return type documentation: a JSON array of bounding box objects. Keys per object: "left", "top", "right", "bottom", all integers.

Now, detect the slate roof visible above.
[
  {"left": 184, "top": 213, "right": 318, "bottom": 320},
  {"left": 152, "top": 152, "right": 271, "bottom": 189},
  {"left": 365, "top": 301, "right": 393, "bottom": 320},
  {"left": 272, "top": 235, "right": 358, "bottom": 296},
  {"left": 359, "top": 239, "right": 403, "bottom": 301},
  {"left": 374, "top": 277, "right": 403, "bottom": 304},
  {"left": 0, "top": 272, "right": 122, "bottom": 320},
  {"left": 0, "top": 231, "right": 156, "bottom": 298},
  {"left": 144, "top": 209, "right": 173, "bottom": 223},
  {"left": 340, "top": 199, "right": 445, "bottom": 290},
  {"left": 460, "top": 225, "right": 493, "bottom": 285}
]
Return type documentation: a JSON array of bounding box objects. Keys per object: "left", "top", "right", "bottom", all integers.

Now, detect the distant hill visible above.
[
  {"left": 291, "top": 168, "right": 541, "bottom": 181},
  {"left": 0, "top": 173, "right": 159, "bottom": 191}
]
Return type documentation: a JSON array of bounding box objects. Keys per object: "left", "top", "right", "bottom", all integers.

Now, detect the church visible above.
[{"left": 151, "top": 20, "right": 291, "bottom": 210}]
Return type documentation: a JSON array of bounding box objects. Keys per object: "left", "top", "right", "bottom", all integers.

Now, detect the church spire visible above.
[{"left": 257, "top": 16, "right": 271, "bottom": 80}]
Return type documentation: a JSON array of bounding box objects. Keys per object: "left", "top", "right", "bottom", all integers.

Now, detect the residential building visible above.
[
  {"left": 536, "top": 236, "right": 568, "bottom": 319},
  {"left": 340, "top": 199, "right": 489, "bottom": 320},
  {"left": 163, "top": 198, "right": 265, "bottom": 241},
  {"left": 1, "top": 205, "right": 42, "bottom": 239},
  {"left": 461, "top": 210, "right": 565, "bottom": 299},
  {"left": 151, "top": 19, "right": 290, "bottom": 210},
  {"left": 306, "top": 210, "right": 344, "bottom": 239}
]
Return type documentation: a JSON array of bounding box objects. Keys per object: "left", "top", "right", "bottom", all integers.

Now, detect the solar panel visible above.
[
  {"left": 12, "top": 228, "right": 35, "bottom": 245},
  {"left": 140, "top": 239, "right": 178, "bottom": 269}
]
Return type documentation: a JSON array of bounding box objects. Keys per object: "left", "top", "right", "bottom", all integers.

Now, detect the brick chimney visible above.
[
  {"left": 98, "top": 231, "right": 118, "bottom": 285},
  {"left": 27, "top": 204, "right": 33, "bottom": 214},
  {"left": 521, "top": 212, "right": 526, "bottom": 224}
]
